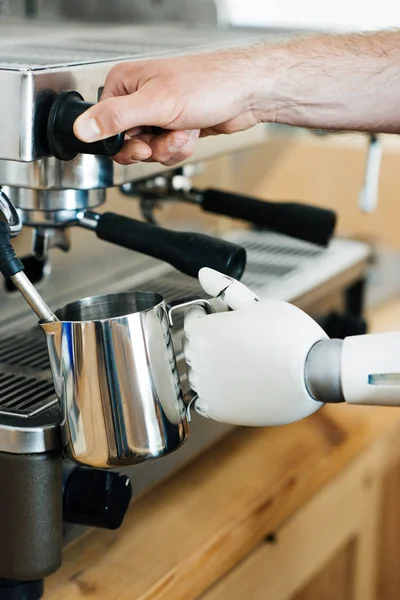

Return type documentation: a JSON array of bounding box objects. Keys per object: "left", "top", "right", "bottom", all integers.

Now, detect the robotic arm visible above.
[
  {"left": 183, "top": 268, "right": 400, "bottom": 427},
  {"left": 306, "top": 331, "right": 400, "bottom": 407}
]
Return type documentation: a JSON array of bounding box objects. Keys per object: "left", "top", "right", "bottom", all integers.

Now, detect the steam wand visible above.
[{"left": 0, "top": 196, "right": 57, "bottom": 323}]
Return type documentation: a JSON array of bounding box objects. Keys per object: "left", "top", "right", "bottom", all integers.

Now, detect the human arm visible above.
[{"left": 73, "top": 30, "right": 400, "bottom": 166}]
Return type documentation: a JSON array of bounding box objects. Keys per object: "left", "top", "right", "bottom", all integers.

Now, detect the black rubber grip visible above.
[
  {"left": 202, "top": 189, "right": 337, "bottom": 247},
  {"left": 0, "top": 222, "right": 24, "bottom": 278},
  {"left": 95, "top": 213, "right": 246, "bottom": 279},
  {"left": 47, "top": 91, "right": 124, "bottom": 161}
]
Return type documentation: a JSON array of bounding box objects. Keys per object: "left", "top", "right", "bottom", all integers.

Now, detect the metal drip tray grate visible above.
[
  {"left": 244, "top": 261, "right": 295, "bottom": 277},
  {"left": 243, "top": 238, "right": 322, "bottom": 259},
  {"left": 0, "top": 331, "right": 50, "bottom": 370},
  {"left": 0, "top": 372, "right": 56, "bottom": 418},
  {"left": 0, "top": 330, "right": 56, "bottom": 418},
  {"left": 233, "top": 231, "right": 325, "bottom": 291},
  {"left": 132, "top": 272, "right": 201, "bottom": 299},
  {"left": 127, "top": 271, "right": 203, "bottom": 332}
]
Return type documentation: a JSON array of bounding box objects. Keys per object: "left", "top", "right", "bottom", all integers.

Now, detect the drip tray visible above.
[
  {"left": 0, "top": 373, "right": 55, "bottom": 418},
  {"left": 0, "top": 331, "right": 55, "bottom": 419},
  {"left": 0, "top": 330, "right": 50, "bottom": 371}
]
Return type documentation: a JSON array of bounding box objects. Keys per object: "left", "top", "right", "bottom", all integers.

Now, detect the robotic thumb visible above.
[{"left": 198, "top": 267, "right": 259, "bottom": 310}]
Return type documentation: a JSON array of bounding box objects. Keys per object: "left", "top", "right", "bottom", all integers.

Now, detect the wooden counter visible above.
[{"left": 45, "top": 298, "right": 400, "bottom": 600}]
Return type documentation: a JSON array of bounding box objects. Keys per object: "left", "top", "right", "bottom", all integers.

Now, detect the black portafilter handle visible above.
[
  {"left": 88, "top": 212, "right": 246, "bottom": 279},
  {"left": 201, "top": 189, "right": 337, "bottom": 247},
  {"left": 63, "top": 467, "right": 132, "bottom": 530},
  {"left": 47, "top": 91, "right": 124, "bottom": 161},
  {"left": 0, "top": 579, "right": 44, "bottom": 600}
]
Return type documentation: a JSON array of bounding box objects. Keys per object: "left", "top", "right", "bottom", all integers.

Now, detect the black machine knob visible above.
[
  {"left": 0, "top": 579, "right": 44, "bottom": 600},
  {"left": 47, "top": 91, "right": 124, "bottom": 161},
  {"left": 63, "top": 467, "right": 132, "bottom": 530}
]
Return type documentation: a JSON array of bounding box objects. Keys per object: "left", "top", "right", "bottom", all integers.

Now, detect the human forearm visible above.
[
  {"left": 253, "top": 30, "right": 400, "bottom": 133},
  {"left": 74, "top": 30, "right": 400, "bottom": 166}
]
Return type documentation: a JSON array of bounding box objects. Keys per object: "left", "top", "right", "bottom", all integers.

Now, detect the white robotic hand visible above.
[{"left": 183, "top": 268, "right": 327, "bottom": 427}]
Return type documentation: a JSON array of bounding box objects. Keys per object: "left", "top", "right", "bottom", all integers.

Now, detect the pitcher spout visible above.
[{"left": 40, "top": 321, "right": 63, "bottom": 396}]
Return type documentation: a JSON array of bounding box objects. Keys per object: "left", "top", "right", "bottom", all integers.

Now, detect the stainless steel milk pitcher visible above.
[{"left": 40, "top": 292, "right": 213, "bottom": 468}]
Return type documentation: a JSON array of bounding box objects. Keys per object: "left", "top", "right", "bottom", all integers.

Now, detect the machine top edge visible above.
[{"left": 0, "top": 22, "right": 271, "bottom": 71}]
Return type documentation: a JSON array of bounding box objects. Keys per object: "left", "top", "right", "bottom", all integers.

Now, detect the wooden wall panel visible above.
[
  {"left": 293, "top": 540, "right": 356, "bottom": 600},
  {"left": 377, "top": 462, "right": 400, "bottom": 600}
]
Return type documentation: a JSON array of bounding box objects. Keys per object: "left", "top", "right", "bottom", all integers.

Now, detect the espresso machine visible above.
[{"left": 0, "top": 11, "right": 372, "bottom": 600}]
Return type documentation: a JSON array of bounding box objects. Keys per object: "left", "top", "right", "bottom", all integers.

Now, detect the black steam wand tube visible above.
[{"left": 0, "top": 222, "right": 57, "bottom": 323}]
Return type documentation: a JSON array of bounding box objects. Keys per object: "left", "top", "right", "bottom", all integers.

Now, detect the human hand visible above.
[{"left": 73, "top": 49, "right": 266, "bottom": 166}]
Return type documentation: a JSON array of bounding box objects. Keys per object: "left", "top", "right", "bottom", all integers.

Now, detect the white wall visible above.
[{"left": 222, "top": 0, "right": 400, "bottom": 31}]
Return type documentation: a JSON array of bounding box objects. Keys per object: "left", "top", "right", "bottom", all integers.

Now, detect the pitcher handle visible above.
[
  {"left": 166, "top": 296, "right": 215, "bottom": 422},
  {"left": 166, "top": 296, "right": 215, "bottom": 327}
]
